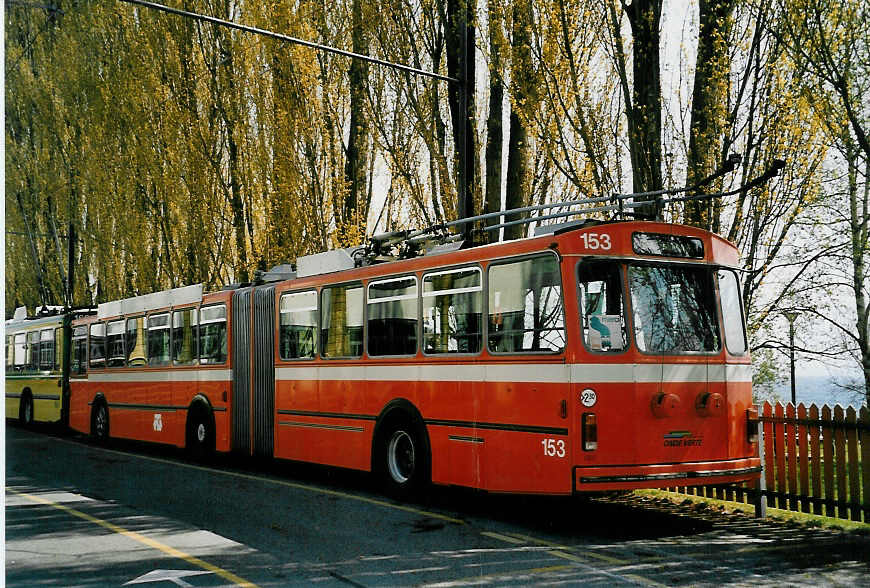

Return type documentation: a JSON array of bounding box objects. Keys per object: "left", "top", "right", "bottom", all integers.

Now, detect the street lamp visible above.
[{"left": 783, "top": 311, "right": 799, "bottom": 406}]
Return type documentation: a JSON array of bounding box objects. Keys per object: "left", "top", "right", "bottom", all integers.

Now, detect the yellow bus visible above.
[{"left": 5, "top": 308, "right": 67, "bottom": 425}]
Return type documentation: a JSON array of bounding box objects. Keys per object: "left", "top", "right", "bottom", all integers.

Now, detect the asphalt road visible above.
[{"left": 5, "top": 423, "right": 869, "bottom": 587}]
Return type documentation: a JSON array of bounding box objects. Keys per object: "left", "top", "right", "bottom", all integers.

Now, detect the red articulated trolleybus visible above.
[{"left": 68, "top": 195, "right": 764, "bottom": 496}]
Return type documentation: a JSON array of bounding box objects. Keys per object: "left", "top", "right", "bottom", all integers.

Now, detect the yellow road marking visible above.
[
  {"left": 504, "top": 532, "right": 567, "bottom": 549},
  {"left": 480, "top": 531, "right": 526, "bottom": 544},
  {"left": 59, "top": 438, "right": 465, "bottom": 525},
  {"left": 547, "top": 550, "right": 585, "bottom": 562},
  {"left": 428, "top": 564, "right": 571, "bottom": 586},
  {"left": 508, "top": 532, "right": 629, "bottom": 565},
  {"left": 7, "top": 487, "right": 257, "bottom": 587},
  {"left": 625, "top": 574, "right": 669, "bottom": 587},
  {"left": 578, "top": 551, "right": 628, "bottom": 565}
]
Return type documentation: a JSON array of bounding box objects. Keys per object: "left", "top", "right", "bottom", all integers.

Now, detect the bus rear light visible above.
[
  {"left": 582, "top": 413, "right": 598, "bottom": 451},
  {"left": 746, "top": 406, "right": 759, "bottom": 444}
]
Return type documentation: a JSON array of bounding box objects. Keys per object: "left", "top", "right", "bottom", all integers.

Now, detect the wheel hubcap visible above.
[
  {"left": 196, "top": 423, "right": 206, "bottom": 443},
  {"left": 24, "top": 401, "right": 32, "bottom": 422},
  {"left": 96, "top": 408, "right": 107, "bottom": 436},
  {"left": 387, "top": 430, "right": 415, "bottom": 484}
]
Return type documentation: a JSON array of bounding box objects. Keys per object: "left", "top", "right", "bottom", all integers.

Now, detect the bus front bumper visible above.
[{"left": 573, "top": 457, "right": 762, "bottom": 492}]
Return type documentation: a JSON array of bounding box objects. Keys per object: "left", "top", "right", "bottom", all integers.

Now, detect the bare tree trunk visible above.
[
  {"left": 343, "top": 0, "right": 370, "bottom": 244},
  {"left": 846, "top": 142, "right": 870, "bottom": 407},
  {"left": 623, "top": 0, "right": 663, "bottom": 216},
  {"left": 504, "top": 0, "right": 536, "bottom": 241},
  {"left": 686, "top": 0, "right": 736, "bottom": 231},
  {"left": 446, "top": 0, "right": 477, "bottom": 235},
  {"left": 484, "top": 0, "right": 505, "bottom": 242}
]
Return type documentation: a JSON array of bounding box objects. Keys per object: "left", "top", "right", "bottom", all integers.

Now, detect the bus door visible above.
[
  {"left": 231, "top": 286, "right": 276, "bottom": 458},
  {"left": 575, "top": 260, "right": 637, "bottom": 465}
]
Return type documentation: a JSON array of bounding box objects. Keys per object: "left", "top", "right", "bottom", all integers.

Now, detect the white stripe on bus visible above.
[
  {"left": 76, "top": 364, "right": 751, "bottom": 384},
  {"left": 86, "top": 369, "right": 232, "bottom": 383},
  {"left": 273, "top": 363, "right": 752, "bottom": 384}
]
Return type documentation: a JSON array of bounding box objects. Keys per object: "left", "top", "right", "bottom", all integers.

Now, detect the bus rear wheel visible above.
[
  {"left": 19, "top": 394, "right": 33, "bottom": 426},
  {"left": 91, "top": 402, "right": 109, "bottom": 442},
  {"left": 377, "top": 418, "right": 430, "bottom": 498},
  {"left": 186, "top": 405, "right": 215, "bottom": 460}
]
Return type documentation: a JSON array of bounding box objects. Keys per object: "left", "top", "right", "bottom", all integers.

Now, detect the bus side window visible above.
[
  {"left": 26, "top": 331, "right": 40, "bottom": 372},
  {"left": 367, "top": 276, "right": 418, "bottom": 357},
  {"left": 89, "top": 323, "right": 106, "bottom": 369},
  {"left": 280, "top": 291, "right": 317, "bottom": 360},
  {"left": 126, "top": 317, "right": 148, "bottom": 367},
  {"left": 40, "top": 328, "right": 55, "bottom": 370},
  {"left": 423, "top": 267, "right": 482, "bottom": 354},
  {"left": 72, "top": 326, "right": 88, "bottom": 375},
  {"left": 54, "top": 327, "right": 63, "bottom": 372},
  {"left": 147, "top": 313, "right": 170, "bottom": 366},
  {"left": 199, "top": 305, "right": 227, "bottom": 365},
  {"left": 13, "top": 333, "right": 26, "bottom": 371},
  {"left": 488, "top": 255, "right": 565, "bottom": 353},
  {"left": 321, "top": 284, "right": 363, "bottom": 358},
  {"left": 577, "top": 261, "right": 627, "bottom": 352},
  {"left": 172, "top": 308, "right": 198, "bottom": 366},
  {"left": 106, "top": 320, "right": 126, "bottom": 368},
  {"left": 718, "top": 269, "right": 747, "bottom": 355}
]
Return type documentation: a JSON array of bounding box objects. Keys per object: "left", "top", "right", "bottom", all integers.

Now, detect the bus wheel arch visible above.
[
  {"left": 90, "top": 394, "right": 109, "bottom": 442},
  {"left": 372, "top": 399, "right": 431, "bottom": 497},
  {"left": 19, "top": 388, "right": 34, "bottom": 426},
  {"left": 186, "top": 395, "right": 215, "bottom": 459}
]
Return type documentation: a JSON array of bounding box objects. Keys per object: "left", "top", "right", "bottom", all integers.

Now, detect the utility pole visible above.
[{"left": 784, "top": 311, "right": 799, "bottom": 406}]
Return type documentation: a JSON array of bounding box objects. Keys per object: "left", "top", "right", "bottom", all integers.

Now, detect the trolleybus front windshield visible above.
[{"left": 628, "top": 264, "right": 720, "bottom": 354}]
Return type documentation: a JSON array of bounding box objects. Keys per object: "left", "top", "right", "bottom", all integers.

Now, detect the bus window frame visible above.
[
  {"left": 421, "top": 264, "right": 484, "bottom": 357},
  {"left": 146, "top": 312, "right": 171, "bottom": 367},
  {"left": 320, "top": 281, "right": 365, "bottom": 360},
  {"left": 26, "top": 330, "right": 40, "bottom": 371},
  {"left": 576, "top": 259, "right": 631, "bottom": 355},
  {"left": 89, "top": 322, "right": 107, "bottom": 370},
  {"left": 125, "top": 315, "right": 148, "bottom": 367},
  {"left": 487, "top": 252, "right": 566, "bottom": 356},
  {"left": 716, "top": 268, "right": 748, "bottom": 356},
  {"left": 366, "top": 274, "right": 420, "bottom": 358},
  {"left": 171, "top": 306, "right": 199, "bottom": 367},
  {"left": 626, "top": 260, "right": 723, "bottom": 357},
  {"left": 72, "top": 325, "right": 88, "bottom": 376},
  {"left": 39, "top": 328, "right": 55, "bottom": 371},
  {"left": 198, "top": 303, "right": 228, "bottom": 366},
  {"left": 13, "top": 332, "right": 27, "bottom": 369},
  {"left": 278, "top": 289, "right": 319, "bottom": 362},
  {"left": 106, "top": 319, "right": 127, "bottom": 369}
]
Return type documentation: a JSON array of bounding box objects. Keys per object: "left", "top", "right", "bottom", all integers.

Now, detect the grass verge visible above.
[{"left": 637, "top": 489, "right": 870, "bottom": 534}]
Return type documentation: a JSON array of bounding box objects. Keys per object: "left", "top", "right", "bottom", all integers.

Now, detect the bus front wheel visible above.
[
  {"left": 377, "top": 417, "right": 430, "bottom": 498},
  {"left": 91, "top": 402, "right": 109, "bottom": 442}
]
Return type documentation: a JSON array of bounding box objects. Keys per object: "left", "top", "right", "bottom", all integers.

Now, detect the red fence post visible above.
[
  {"left": 834, "top": 406, "right": 848, "bottom": 519},
  {"left": 775, "top": 403, "right": 787, "bottom": 509},
  {"left": 763, "top": 402, "right": 775, "bottom": 508},
  {"left": 786, "top": 403, "right": 798, "bottom": 511},
  {"left": 861, "top": 407, "right": 869, "bottom": 523},
  {"left": 809, "top": 404, "right": 822, "bottom": 515},
  {"left": 755, "top": 407, "right": 767, "bottom": 519},
  {"left": 798, "top": 403, "right": 810, "bottom": 513},
  {"left": 822, "top": 405, "right": 835, "bottom": 517},
  {"left": 846, "top": 407, "right": 861, "bottom": 522}
]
